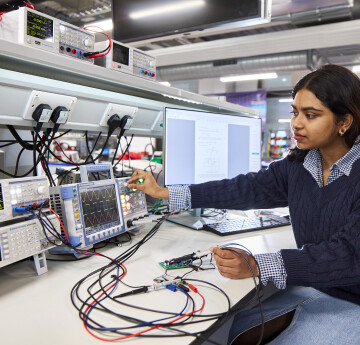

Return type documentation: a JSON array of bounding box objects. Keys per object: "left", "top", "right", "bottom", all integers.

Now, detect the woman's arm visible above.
[
  {"left": 190, "top": 159, "right": 291, "bottom": 211},
  {"left": 127, "top": 170, "right": 169, "bottom": 200}
]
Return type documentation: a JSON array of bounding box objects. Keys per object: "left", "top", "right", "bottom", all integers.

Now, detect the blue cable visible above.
[
  {"left": 85, "top": 284, "right": 190, "bottom": 331},
  {"left": 136, "top": 285, "right": 189, "bottom": 327},
  {"left": 82, "top": 265, "right": 122, "bottom": 328}
]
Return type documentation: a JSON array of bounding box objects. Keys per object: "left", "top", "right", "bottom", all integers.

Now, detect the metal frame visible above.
[{"left": 0, "top": 39, "right": 258, "bottom": 138}]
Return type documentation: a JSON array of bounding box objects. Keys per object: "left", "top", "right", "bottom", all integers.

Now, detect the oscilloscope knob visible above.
[
  {"left": 37, "top": 186, "right": 46, "bottom": 195},
  {"left": 83, "top": 37, "right": 91, "bottom": 48}
]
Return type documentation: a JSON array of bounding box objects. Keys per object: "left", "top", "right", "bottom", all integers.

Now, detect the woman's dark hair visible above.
[{"left": 287, "top": 64, "right": 360, "bottom": 161}]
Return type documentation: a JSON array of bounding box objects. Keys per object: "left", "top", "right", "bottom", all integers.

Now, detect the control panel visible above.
[
  {"left": 97, "top": 40, "right": 156, "bottom": 80},
  {"left": 0, "top": 214, "right": 61, "bottom": 269},
  {"left": 116, "top": 177, "right": 148, "bottom": 230},
  {"left": 0, "top": 176, "right": 49, "bottom": 223},
  {"left": 133, "top": 49, "right": 156, "bottom": 80},
  {"left": 0, "top": 7, "right": 95, "bottom": 63},
  {"left": 50, "top": 180, "right": 125, "bottom": 249}
]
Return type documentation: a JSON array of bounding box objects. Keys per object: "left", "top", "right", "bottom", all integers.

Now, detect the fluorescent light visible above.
[
  {"left": 352, "top": 65, "right": 360, "bottom": 73},
  {"left": 220, "top": 72, "right": 278, "bottom": 83},
  {"left": 129, "top": 0, "right": 205, "bottom": 20},
  {"left": 86, "top": 18, "right": 113, "bottom": 31},
  {"left": 159, "top": 81, "right": 171, "bottom": 87},
  {"left": 278, "top": 98, "right": 293, "bottom": 103},
  {"left": 278, "top": 119, "right": 291, "bottom": 123}
]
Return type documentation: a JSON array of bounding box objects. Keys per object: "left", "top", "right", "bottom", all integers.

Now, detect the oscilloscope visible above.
[{"left": 50, "top": 180, "right": 125, "bottom": 249}]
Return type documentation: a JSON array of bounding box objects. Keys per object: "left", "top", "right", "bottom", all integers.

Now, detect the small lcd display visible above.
[
  {"left": 0, "top": 184, "right": 4, "bottom": 211},
  {"left": 113, "top": 43, "right": 130, "bottom": 66},
  {"left": 80, "top": 185, "right": 120, "bottom": 234},
  {"left": 26, "top": 11, "right": 53, "bottom": 41}
]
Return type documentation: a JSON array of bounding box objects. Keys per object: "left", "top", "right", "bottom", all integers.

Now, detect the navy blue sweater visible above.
[{"left": 190, "top": 157, "right": 360, "bottom": 305}]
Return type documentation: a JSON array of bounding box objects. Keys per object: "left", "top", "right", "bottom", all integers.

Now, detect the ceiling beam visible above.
[{"left": 151, "top": 20, "right": 360, "bottom": 67}]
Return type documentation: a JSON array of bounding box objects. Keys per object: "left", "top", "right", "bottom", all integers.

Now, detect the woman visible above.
[{"left": 127, "top": 64, "right": 360, "bottom": 344}]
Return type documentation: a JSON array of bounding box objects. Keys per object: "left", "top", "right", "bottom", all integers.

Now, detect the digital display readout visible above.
[
  {"left": 26, "top": 11, "right": 53, "bottom": 41},
  {"left": 113, "top": 43, "right": 130, "bottom": 66}
]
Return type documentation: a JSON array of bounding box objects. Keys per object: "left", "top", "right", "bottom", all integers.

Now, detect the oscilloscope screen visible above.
[{"left": 79, "top": 184, "right": 120, "bottom": 234}]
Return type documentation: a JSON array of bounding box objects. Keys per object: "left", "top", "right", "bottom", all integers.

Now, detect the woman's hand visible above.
[
  {"left": 127, "top": 170, "right": 170, "bottom": 200},
  {"left": 210, "top": 246, "right": 259, "bottom": 279}
]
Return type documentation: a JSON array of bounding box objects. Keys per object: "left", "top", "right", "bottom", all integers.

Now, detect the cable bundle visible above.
[{"left": 69, "top": 215, "right": 236, "bottom": 344}]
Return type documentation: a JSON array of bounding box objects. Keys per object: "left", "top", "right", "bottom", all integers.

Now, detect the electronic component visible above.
[
  {"left": 114, "top": 278, "right": 181, "bottom": 298},
  {"left": 50, "top": 180, "right": 124, "bottom": 249},
  {"left": 169, "top": 249, "right": 212, "bottom": 263},
  {"left": 56, "top": 168, "right": 81, "bottom": 185},
  {"left": 0, "top": 214, "right": 61, "bottom": 271},
  {"left": 159, "top": 249, "right": 212, "bottom": 270},
  {"left": 116, "top": 177, "right": 148, "bottom": 230},
  {"left": 80, "top": 162, "right": 114, "bottom": 182},
  {"left": 159, "top": 261, "right": 192, "bottom": 270},
  {"left": 0, "top": 176, "right": 49, "bottom": 223},
  {"left": 0, "top": 7, "right": 95, "bottom": 63},
  {"left": 95, "top": 39, "right": 156, "bottom": 80}
]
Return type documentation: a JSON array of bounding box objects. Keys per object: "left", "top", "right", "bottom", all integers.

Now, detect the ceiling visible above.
[{"left": 1, "top": 0, "right": 360, "bottom": 85}]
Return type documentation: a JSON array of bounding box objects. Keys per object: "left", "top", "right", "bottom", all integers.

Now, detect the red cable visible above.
[
  {"left": 155, "top": 169, "right": 162, "bottom": 183},
  {"left": 23, "top": 1, "right": 35, "bottom": 10},
  {"left": 0, "top": 12, "right": 7, "bottom": 22},
  {"left": 53, "top": 139, "right": 78, "bottom": 166},
  {"left": 82, "top": 25, "right": 112, "bottom": 59},
  {"left": 82, "top": 284, "right": 205, "bottom": 341},
  {"left": 47, "top": 206, "right": 69, "bottom": 241}
]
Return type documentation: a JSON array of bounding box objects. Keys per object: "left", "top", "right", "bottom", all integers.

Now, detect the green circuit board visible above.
[{"left": 158, "top": 261, "right": 191, "bottom": 270}]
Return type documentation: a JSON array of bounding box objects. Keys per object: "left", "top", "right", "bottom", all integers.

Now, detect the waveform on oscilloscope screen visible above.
[
  {"left": 80, "top": 186, "right": 120, "bottom": 228},
  {"left": 80, "top": 186, "right": 116, "bottom": 202},
  {"left": 83, "top": 208, "right": 119, "bottom": 228}
]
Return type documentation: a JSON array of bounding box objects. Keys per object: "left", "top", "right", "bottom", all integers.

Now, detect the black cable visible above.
[
  {"left": 68, "top": 215, "right": 235, "bottom": 344},
  {"left": 71, "top": 217, "right": 169, "bottom": 324},
  {"left": 111, "top": 134, "right": 122, "bottom": 165},
  {"left": 54, "top": 130, "right": 71, "bottom": 139},
  {"left": 81, "top": 30, "right": 110, "bottom": 57},
  {"left": 32, "top": 130, "right": 37, "bottom": 176},
  {"left": 35, "top": 132, "right": 102, "bottom": 167},
  {"left": 36, "top": 130, "right": 56, "bottom": 186},
  {"left": 13, "top": 146, "right": 25, "bottom": 176},
  {"left": 80, "top": 271, "right": 228, "bottom": 344},
  {"left": 0, "top": 127, "right": 46, "bottom": 178},
  {"left": 85, "top": 130, "right": 102, "bottom": 164},
  {"left": 144, "top": 140, "right": 156, "bottom": 173},
  {"left": 113, "top": 135, "right": 134, "bottom": 169},
  {"left": 6, "top": 125, "right": 36, "bottom": 150},
  {"left": 57, "top": 167, "right": 79, "bottom": 185},
  {"left": 220, "top": 246, "right": 264, "bottom": 345},
  {"left": 0, "top": 141, "right": 17, "bottom": 148}
]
